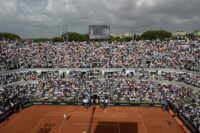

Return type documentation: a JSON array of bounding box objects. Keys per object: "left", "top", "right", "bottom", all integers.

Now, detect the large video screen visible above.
[{"left": 89, "top": 25, "right": 110, "bottom": 40}]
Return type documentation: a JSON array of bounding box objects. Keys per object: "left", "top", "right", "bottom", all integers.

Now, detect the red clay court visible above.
[{"left": 0, "top": 105, "right": 187, "bottom": 133}]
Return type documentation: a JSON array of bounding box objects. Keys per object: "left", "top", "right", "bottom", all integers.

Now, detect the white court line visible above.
[
  {"left": 47, "top": 113, "right": 129, "bottom": 116},
  {"left": 47, "top": 111, "right": 128, "bottom": 115},
  {"left": 46, "top": 113, "right": 139, "bottom": 118},
  {"left": 138, "top": 113, "right": 148, "bottom": 133},
  {"left": 63, "top": 122, "right": 123, "bottom": 126},
  {"left": 47, "top": 112, "right": 89, "bottom": 115},
  {"left": 30, "top": 113, "right": 47, "bottom": 133},
  {"left": 46, "top": 112, "right": 87, "bottom": 116},
  {"left": 89, "top": 115, "right": 131, "bottom": 118},
  {"left": 56, "top": 121, "right": 64, "bottom": 133},
  {"left": 47, "top": 112, "right": 90, "bottom": 114}
]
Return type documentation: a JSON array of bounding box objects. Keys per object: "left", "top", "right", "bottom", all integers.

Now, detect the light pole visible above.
[
  {"left": 131, "top": 30, "right": 138, "bottom": 42},
  {"left": 62, "top": 28, "right": 68, "bottom": 42}
]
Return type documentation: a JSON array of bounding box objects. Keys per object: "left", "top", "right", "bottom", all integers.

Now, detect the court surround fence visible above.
[{"left": 168, "top": 102, "right": 198, "bottom": 133}]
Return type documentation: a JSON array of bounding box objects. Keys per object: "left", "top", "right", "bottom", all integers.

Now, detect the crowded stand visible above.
[
  {"left": 69, "top": 70, "right": 103, "bottom": 80},
  {"left": 160, "top": 71, "right": 200, "bottom": 88},
  {"left": 37, "top": 79, "right": 80, "bottom": 101},
  {"left": 0, "top": 83, "right": 34, "bottom": 121},
  {"left": 0, "top": 40, "right": 199, "bottom": 70},
  {"left": 0, "top": 71, "right": 37, "bottom": 85}
]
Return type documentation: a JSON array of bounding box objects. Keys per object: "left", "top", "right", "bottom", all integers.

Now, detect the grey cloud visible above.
[{"left": 0, "top": 0, "right": 199, "bottom": 38}]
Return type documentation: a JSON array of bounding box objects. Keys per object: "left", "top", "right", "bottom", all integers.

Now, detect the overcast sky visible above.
[{"left": 0, "top": 0, "right": 200, "bottom": 38}]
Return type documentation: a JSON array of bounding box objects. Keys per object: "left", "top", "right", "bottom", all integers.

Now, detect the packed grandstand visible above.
[{"left": 0, "top": 39, "right": 200, "bottom": 132}]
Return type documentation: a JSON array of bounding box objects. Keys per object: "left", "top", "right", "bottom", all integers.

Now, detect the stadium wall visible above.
[{"left": 30, "top": 100, "right": 162, "bottom": 107}]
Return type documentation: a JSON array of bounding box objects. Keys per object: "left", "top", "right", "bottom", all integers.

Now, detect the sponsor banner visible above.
[
  {"left": 31, "top": 101, "right": 162, "bottom": 107},
  {"left": 107, "top": 102, "right": 162, "bottom": 107},
  {"left": 31, "top": 101, "right": 81, "bottom": 106},
  {"left": 59, "top": 103, "right": 66, "bottom": 105},
  {"left": 32, "top": 102, "right": 43, "bottom": 105}
]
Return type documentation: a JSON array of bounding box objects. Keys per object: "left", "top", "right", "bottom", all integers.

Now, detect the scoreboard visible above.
[{"left": 89, "top": 25, "right": 110, "bottom": 40}]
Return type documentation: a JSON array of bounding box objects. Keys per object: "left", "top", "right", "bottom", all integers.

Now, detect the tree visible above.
[
  {"left": 186, "top": 33, "right": 196, "bottom": 40},
  {"left": 123, "top": 36, "right": 132, "bottom": 42},
  {"left": 114, "top": 36, "right": 121, "bottom": 42},
  {"left": 80, "top": 34, "right": 89, "bottom": 41},
  {"left": 68, "top": 32, "right": 82, "bottom": 41},
  {"left": 141, "top": 30, "right": 172, "bottom": 40},
  {"left": 0, "top": 32, "right": 20, "bottom": 40},
  {"left": 52, "top": 37, "right": 63, "bottom": 42},
  {"left": 136, "top": 35, "right": 142, "bottom": 41}
]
